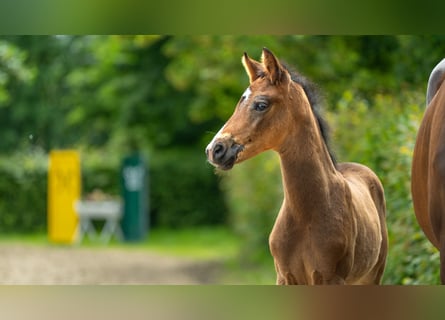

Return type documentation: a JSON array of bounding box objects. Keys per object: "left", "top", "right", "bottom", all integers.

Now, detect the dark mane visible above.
[{"left": 283, "top": 64, "right": 337, "bottom": 166}]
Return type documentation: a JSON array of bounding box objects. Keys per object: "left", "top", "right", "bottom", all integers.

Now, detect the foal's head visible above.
[{"left": 206, "top": 48, "right": 331, "bottom": 170}]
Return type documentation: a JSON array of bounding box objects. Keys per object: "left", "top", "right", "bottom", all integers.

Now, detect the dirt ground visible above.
[{"left": 0, "top": 243, "right": 224, "bottom": 284}]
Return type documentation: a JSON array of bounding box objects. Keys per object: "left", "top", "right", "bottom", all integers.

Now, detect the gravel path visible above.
[{"left": 0, "top": 243, "right": 223, "bottom": 284}]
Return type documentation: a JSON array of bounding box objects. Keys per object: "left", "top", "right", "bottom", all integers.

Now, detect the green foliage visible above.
[
  {"left": 150, "top": 147, "right": 228, "bottom": 228},
  {"left": 0, "top": 40, "right": 35, "bottom": 105},
  {"left": 0, "top": 148, "right": 123, "bottom": 233},
  {"left": 81, "top": 147, "right": 228, "bottom": 228},
  {"left": 0, "top": 150, "right": 47, "bottom": 233},
  {"left": 0, "top": 146, "right": 227, "bottom": 232},
  {"left": 80, "top": 148, "right": 121, "bottom": 196},
  {"left": 221, "top": 152, "right": 282, "bottom": 264}
]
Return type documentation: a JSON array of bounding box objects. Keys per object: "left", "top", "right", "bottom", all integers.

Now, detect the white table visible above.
[{"left": 75, "top": 200, "right": 123, "bottom": 243}]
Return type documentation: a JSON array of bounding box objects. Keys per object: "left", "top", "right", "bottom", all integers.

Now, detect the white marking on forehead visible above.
[{"left": 242, "top": 87, "right": 252, "bottom": 101}]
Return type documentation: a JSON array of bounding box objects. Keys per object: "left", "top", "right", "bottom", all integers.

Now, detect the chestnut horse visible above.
[
  {"left": 206, "top": 48, "right": 388, "bottom": 285},
  {"left": 412, "top": 58, "right": 445, "bottom": 283}
]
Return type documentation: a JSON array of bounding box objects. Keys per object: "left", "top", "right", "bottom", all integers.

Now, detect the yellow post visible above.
[{"left": 47, "top": 150, "right": 81, "bottom": 243}]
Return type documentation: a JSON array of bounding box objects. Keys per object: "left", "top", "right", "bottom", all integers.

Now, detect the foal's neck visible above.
[{"left": 278, "top": 111, "right": 338, "bottom": 216}]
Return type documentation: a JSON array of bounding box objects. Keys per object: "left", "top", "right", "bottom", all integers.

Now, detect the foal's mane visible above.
[{"left": 283, "top": 63, "right": 337, "bottom": 166}]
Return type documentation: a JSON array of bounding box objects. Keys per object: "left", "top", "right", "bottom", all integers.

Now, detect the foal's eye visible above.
[{"left": 253, "top": 101, "right": 269, "bottom": 112}]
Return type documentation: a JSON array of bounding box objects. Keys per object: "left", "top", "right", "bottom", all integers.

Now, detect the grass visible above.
[
  {"left": 114, "top": 226, "right": 242, "bottom": 260},
  {"left": 222, "top": 253, "right": 276, "bottom": 285},
  {"left": 0, "top": 232, "right": 48, "bottom": 245},
  {"left": 0, "top": 227, "right": 240, "bottom": 259}
]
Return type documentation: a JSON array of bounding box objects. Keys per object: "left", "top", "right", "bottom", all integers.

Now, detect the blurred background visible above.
[{"left": 0, "top": 35, "right": 443, "bottom": 284}]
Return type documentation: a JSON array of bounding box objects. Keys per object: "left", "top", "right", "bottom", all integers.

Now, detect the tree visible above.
[{"left": 0, "top": 38, "right": 36, "bottom": 151}]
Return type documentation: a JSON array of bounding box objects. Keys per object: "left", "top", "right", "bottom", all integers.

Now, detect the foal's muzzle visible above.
[{"left": 206, "top": 138, "right": 244, "bottom": 170}]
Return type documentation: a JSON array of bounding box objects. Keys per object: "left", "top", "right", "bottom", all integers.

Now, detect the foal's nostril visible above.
[{"left": 213, "top": 142, "right": 226, "bottom": 160}]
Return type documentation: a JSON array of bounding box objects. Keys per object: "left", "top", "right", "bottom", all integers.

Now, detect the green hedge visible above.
[
  {"left": 0, "top": 147, "right": 228, "bottom": 233},
  {"left": 0, "top": 151, "right": 48, "bottom": 233},
  {"left": 150, "top": 148, "right": 228, "bottom": 228},
  {"left": 221, "top": 152, "right": 282, "bottom": 264}
]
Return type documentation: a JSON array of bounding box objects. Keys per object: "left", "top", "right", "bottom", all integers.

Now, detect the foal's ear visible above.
[
  {"left": 261, "top": 47, "right": 289, "bottom": 85},
  {"left": 242, "top": 52, "right": 263, "bottom": 83}
]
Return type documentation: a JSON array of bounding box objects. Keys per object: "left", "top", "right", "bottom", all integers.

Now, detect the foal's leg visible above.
[
  {"left": 274, "top": 261, "right": 289, "bottom": 285},
  {"left": 275, "top": 269, "right": 299, "bottom": 285},
  {"left": 311, "top": 270, "right": 346, "bottom": 285},
  {"left": 367, "top": 228, "right": 388, "bottom": 285},
  {"left": 371, "top": 263, "right": 386, "bottom": 285}
]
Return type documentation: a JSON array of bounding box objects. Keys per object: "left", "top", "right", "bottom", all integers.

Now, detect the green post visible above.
[{"left": 120, "top": 153, "right": 148, "bottom": 241}]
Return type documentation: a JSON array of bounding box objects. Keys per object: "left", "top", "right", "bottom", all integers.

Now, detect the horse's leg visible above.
[
  {"left": 429, "top": 187, "right": 445, "bottom": 284},
  {"left": 356, "top": 261, "right": 386, "bottom": 285},
  {"left": 311, "top": 270, "right": 346, "bottom": 285},
  {"left": 372, "top": 262, "right": 386, "bottom": 284},
  {"left": 275, "top": 272, "right": 286, "bottom": 285},
  {"left": 369, "top": 224, "right": 389, "bottom": 285},
  {"left": 430, "top": 196, "right": 445, "bottom": 284},
  {"left": 437, "top": 211, "right": 445, "bottom": 284},
  {"left": 275, "top": 270, "right": 299, "bottom": 285},
  {"left": 430, "top": 144, "right": 445, "bottom": 284},
  {"left": 274, "top": 261, "right": 290, "bottom": 285},
  {"left": 440, "top": 242, "right": 445, "bottom": 284}
]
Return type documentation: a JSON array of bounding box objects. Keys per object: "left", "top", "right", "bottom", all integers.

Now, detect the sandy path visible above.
[{"left": 0, "top": 243, "right": 223, "bottom": 284}]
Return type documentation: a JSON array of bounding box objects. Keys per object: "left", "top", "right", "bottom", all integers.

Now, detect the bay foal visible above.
[{"left": 206, "top": 48, "right": 388, "bottom": 284}]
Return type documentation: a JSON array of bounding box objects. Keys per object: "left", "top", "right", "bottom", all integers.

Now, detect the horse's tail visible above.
[{"left": 427, "top": 58, "right": 445, "bottom": 107}]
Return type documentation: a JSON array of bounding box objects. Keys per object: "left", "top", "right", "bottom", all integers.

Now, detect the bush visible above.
[
  {"left": 81, "top": 147, "right": 229, "bottom": 228},
  {"left": 0, "top": 148, "right": 121, "bottom": 234},
  {"left": 221, "top": 152, "right": 282, "bottom": 264},
  {"left": 0, "top": 146, "right": 229, "bottom": 233},
  {"left": 0, "top": 150, "right": 48, "bottom": 233},
  {"left": 81, "top": 149, "right": 121, "bottom": 196},
  {"left": 150, "top": 147, "right": 228, "bottom": 228}
]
